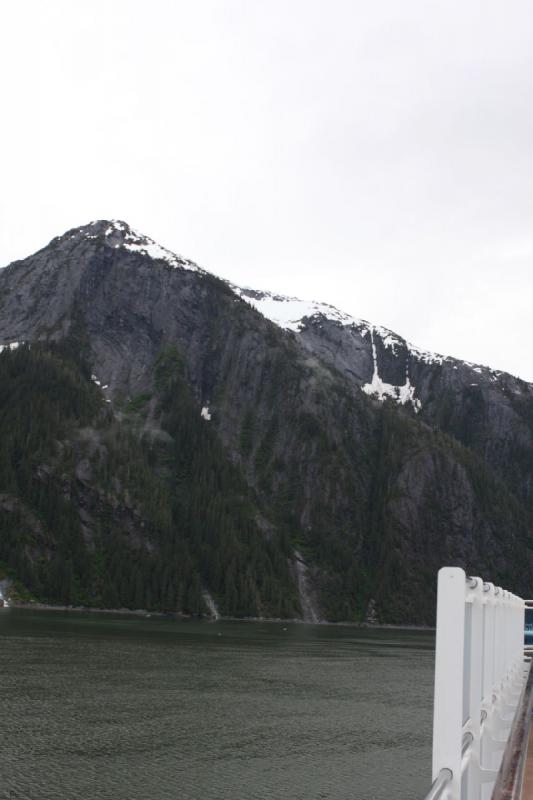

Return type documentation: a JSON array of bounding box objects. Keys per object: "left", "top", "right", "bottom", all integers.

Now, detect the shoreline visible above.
[{"left": 8, "top": 601, "right": 434, "bottom": 631}]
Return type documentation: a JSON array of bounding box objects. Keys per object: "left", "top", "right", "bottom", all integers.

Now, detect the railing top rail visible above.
[{"left": 466, "top": 576, "right": 524, "bottom": 605}]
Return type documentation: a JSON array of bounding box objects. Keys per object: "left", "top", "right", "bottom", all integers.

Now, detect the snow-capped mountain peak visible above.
[
  {"left": 39, "top": 222, "right": 525, "bottom": 412},
  {"left": 65, "top": 219, "right": 202, "bottom": 273}
]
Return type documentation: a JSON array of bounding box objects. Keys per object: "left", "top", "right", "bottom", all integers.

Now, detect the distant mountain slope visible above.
[
  {"left": 234, "top": 285, "right": 533, "bottom": 505},
  {"left": 0, "top": 220, "right": 532, "bottom": 623}
]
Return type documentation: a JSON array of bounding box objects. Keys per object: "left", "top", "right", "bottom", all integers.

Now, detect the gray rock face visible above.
[
  {"left": 1, "top": 219, "right": 532, "bottom": 623},
  {"left": 234, "top": 285, "right": 533, "bottom": 504},
  {"left": 303, "top": 319, "right": 533, "bottom": 501}
]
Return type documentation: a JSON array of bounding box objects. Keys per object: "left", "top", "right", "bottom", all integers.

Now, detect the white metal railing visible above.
[{"left": 423, "top": 567, "right": 528, "bottom": 800}]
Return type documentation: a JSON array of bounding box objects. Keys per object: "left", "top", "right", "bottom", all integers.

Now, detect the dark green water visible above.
[{"left": 0, "top": 610, "right": 434, "bottom": 800}]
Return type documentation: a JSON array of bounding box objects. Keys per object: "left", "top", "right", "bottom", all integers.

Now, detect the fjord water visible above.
[{"left": 1, "top": 611, "right": 433, "bottom": 800}]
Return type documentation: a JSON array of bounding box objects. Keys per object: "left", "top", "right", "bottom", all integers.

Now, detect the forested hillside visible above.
[{"left": 0, "top": 343, "right": 297, "bottom": 617}]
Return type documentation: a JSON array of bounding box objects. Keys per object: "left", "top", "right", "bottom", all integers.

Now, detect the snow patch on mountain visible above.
[
  {"left": 462, "top": 359, "right": 503, "bottom": 382},
  {"left": 0, "top": 341, "right": 22, "bottom": 353},
  {"left": 362, "top": 329, "right": 422, "bottom": 412},
  {"left": 232, "top": 287, "right": 358, "bottom": 331},
  {"left": 234, "top": 287, "right": 425, "bottom": 410},
  {"left": 91, "top": 373, "right": 109, "bottom": 389},
  {"left": 407, "top": 344, "right": 445, "bottom": 366},
  {"left": 379, "top": 332, "right": 401, "bottom": 354}
]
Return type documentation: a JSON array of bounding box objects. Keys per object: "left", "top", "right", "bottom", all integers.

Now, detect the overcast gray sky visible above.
[{"left": 1, "top": 0, "right": 532, "bottom": 380}]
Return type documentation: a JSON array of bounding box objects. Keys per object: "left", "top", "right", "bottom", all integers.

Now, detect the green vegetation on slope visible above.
[
  {"left": 1, "top": 337, "right": 531, "bottom": 625},
  {"left": 0, "top": 344, "right": 297, "bottom": 617}
]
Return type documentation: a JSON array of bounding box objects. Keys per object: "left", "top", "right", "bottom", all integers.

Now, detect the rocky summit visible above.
[{"left": 1, "top": 220, "right": 532, "bottom": 624}]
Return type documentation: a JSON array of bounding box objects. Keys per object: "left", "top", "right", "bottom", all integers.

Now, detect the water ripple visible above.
[{"left": 0, "top": 613, "right": 433, "bottom": 800}]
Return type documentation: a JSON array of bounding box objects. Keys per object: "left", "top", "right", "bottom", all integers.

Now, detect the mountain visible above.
[
  {"left": 233, "top": 286, "right": 533, "bottom": 505},
  {"left": 0, "top": 219, "right": 532, "bottom": 624}
]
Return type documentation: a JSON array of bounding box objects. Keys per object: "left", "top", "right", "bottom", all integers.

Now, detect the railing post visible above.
[
  {"left": 466, "top": 577, "right": 483, "bottom": 799},
  {"left": 432, "top": 567, "right": 466, "bottom": 800},
  {"left": 480, "top": 582, "right": 496, "bottom": 773}
]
